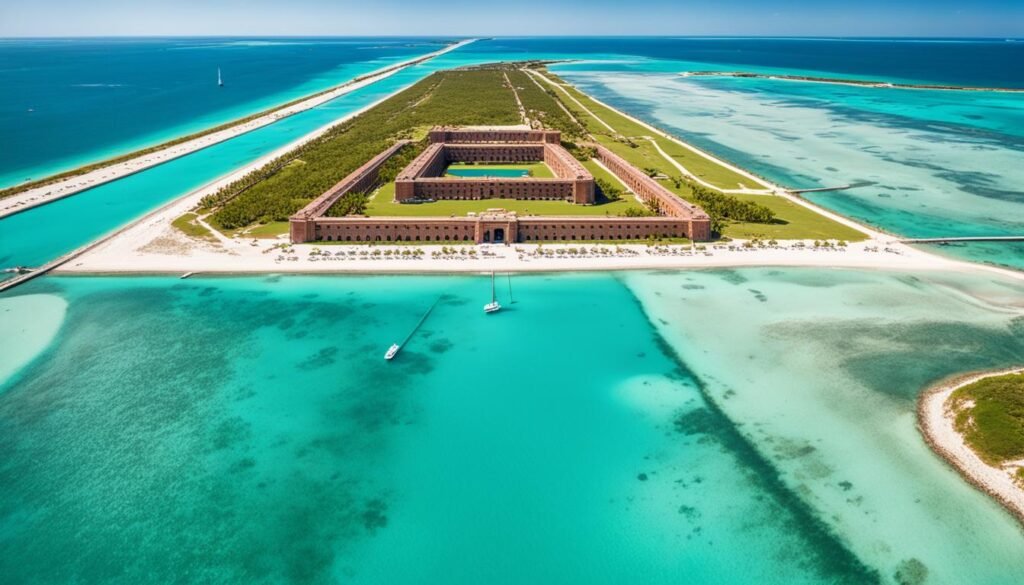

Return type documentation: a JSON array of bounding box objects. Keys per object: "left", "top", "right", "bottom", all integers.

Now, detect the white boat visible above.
[
  {"left": 384, "top": 344, "right": 400, "bottom": 360},
  {"left": 217, "top": 68, "right": 224, "bottom": 87},
  {"left": 483, "top": 271, "right": 502, "bottom": 313}
]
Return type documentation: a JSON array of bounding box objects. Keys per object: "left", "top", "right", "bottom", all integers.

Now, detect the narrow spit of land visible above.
[
  {"left": 919, "top": 369, "right": 1024, "bottom": 526},
  {"left": 0, "top": 39, "right": 476, "bottom": 218},
  {"left": 33, "top": 63, "right": 1024, "bottom": 288},
  {"left": 680, "top": 71, "right": 1024, "bottom": 93}
]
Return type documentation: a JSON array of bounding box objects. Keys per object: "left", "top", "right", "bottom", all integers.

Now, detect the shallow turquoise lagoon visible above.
[
  {"left": 556, "top": 67, "right": 1024, "bottom": 268},
  {"left": 2, "top": 269, "right": 1024, "bottom": 584},
  {"left": 446, "top": 168, "right": 530, "bottom": 178}
]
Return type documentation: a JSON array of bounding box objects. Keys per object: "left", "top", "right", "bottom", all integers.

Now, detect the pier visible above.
[
  {"left": 901, "top": 236, "right": 1024, "bottom": 244},
  {"left": 791, "top": 181, "right": 874, "bottom": 194},
  {"left": 791, "top": 185, "right": 853, "bottom": 194}
]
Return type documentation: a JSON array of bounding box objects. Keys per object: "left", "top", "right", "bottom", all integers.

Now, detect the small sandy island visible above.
[{"left": 918, "top": 368, "right": 1024, "bottom": 525}]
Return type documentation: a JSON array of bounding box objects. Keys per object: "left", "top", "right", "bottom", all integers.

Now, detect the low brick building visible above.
[{"left": 304, "top": 213, "right": 692, "bottom": 244}]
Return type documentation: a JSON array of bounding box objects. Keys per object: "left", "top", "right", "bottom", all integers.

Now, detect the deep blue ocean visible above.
[
  {"left": 0, "top": 37, "right": 450, "bottom": 186},
  {"left": 468, "top": 36, "right": 1024, "bottom": 88}
]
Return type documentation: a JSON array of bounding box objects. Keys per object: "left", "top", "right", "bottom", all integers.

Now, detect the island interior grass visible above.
[{"left": 950, "top": 372, "right": 1024, "bottom": 479}]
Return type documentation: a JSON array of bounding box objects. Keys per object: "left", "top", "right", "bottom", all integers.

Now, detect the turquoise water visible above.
[
  {"left": 446, "top": 168, "right": 530, "bottom": 178},
  {"left": 545, "top": 51, "right": 1024, "bottom": 268},
  {"left": 0, "top": 38, "right": 451, "bottom": 187},
  {"left": 0, "top": 48, "right": 488, "bottom": 275},
  {"left": 2, "top": 269, "right": 1024, "bottom": 583}
]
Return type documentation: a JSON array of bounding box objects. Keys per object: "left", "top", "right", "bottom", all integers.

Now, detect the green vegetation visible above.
[
  {"left": 444, "top": 162, "right": 555, "bottom": 178},
  {"left": 243, "top": 221, "right": 290, "bottom": 238},
  {"left": 171, "top": 212, "right": 214, "bottom": 240},
  {"left": 950, "top": 372, "right": 1024, "bottom": 468},
  {"left": 326, "top": 192, "right": 370, "bottom": 217},
  {"left": 365, "top": 193, "right": 644, "bottom": 218},
  {"left": 719, "top": 194, "right": 866, "bottom": 240},
  {"left": 594, "top": 178, "right": 623, "bottom": 202},
  {"left": 202, "top": 67, "right": 521, "bottom": 229},
  {"left": 686, "top": 181, "right": 776, "bottom": 234},
  {"left": 504, "top": 69, "right": 586, "bottom": 139}
]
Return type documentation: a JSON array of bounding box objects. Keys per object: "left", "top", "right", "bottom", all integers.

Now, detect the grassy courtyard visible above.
[
  {"left": 444, "top": 162, "right": 554, "bottom": 178},
  {"left": 364, "top": 181, "right": 645, "bottom": 217}
]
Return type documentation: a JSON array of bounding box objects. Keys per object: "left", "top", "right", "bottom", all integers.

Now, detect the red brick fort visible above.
[{"left": 289, "top": 126, "right": 711, "bottom": 244}]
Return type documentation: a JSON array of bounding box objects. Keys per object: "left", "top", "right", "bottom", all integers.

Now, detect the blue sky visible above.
[{"left": 1, "top": 0, "right": 1022, "bottom": 37}]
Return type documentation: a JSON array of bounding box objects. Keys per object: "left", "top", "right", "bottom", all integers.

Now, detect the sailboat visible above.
[
  {"left": 217, "top": 68, "right": 224, "bottom": 87},
  {"left": 483, "top": 271, "right": 502, "bottom": 314}
]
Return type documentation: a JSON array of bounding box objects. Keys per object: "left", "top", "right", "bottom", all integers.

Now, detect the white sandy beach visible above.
[
  {"left": 54, "top": 218, "right": 1024, "bottom": 282},
  {"left": 0, "top": 39, "right": 475, "bottom": 220},
  {"left": 918, "top": 368, "right": 1024, "bottom": 525}
]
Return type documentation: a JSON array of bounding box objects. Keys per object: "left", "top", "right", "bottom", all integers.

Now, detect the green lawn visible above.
[
  {"left": 171, "top": 212, "right": 214, "bottom": 240},
  {"left": 582, "top": 159, "right": 629, "bottom": 192},
  {"left": 242, "top": 221, "right": 290, "bottom": 238},
  {"left": 721, "top": 195, "right": 868, "bottom": 241},
  {"left": 365, "top": 182, "right": 643, "bottom": 217},
  {"left": 950, "top": 372, "right": 1024, "bottom": 467},
  {"left": 445, "top": 162, "right": 554, "bottom": 178}
]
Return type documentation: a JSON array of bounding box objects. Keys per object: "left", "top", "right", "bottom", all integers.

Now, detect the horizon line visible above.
[{"left": 1, "top": 34, "right": 1022, "bottom": 40}]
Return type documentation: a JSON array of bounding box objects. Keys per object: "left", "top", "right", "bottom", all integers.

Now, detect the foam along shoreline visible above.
[
  {"left": 680, "top": 71, "right": 1024, "bottom": 93},
  {"left": 0, "top": 39, "right": 477, "bottom": 220},
  {"left": 918, "top": 368, "right": 1024, "bottom": 526}
]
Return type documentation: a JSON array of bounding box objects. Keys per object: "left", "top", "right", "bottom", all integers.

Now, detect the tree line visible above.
[{"left": 203, "top": 67, "right": 523, "bottom": 230}]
